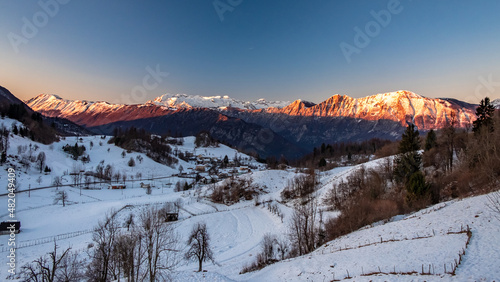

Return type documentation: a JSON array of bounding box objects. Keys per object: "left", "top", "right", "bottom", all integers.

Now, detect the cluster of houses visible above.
[{"left": 181, "top": 154, "right": 258, "bottom": 184}]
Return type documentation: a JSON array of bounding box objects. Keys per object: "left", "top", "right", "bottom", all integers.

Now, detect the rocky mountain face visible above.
[
  {"left": 263, "top": 91, "right": 477, "bottom": 130},
  {"left": 25, "top": 90, "right": 480, "bottom": 159}
]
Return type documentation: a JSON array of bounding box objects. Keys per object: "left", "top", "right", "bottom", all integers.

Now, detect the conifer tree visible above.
[
  {"left": 424, "top": 129, "right": 437, "bottom": 151},
  {"left": 394, "top": 124, "right": 431, "bottom": 202},
  {"left": 394, "top": 124, "right": 422, "bottom": 184},
  {"left": 473, "top": 97, "right": 495, "bottom": 134},
  {"left": 318, "top": 157, "right": 327, "bottom": 167}
]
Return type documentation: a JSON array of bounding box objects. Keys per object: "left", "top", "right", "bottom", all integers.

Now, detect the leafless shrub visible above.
[
  {"left": 281, "top": 172, "right": 316, "bottom": 201},
  {"left": 487, "top": 190, "right": 500, "bottom": 221},
  {"left": 375, "top": 141, "right": 399, "bottom": 158},
  {"left": 266, "top": 202, "right": 284, "bottom": 222},
  {"left": 211, "top": 177, "right": 258, "bottom": 204},
  {"left": 240, "top": 233, "right": 287, "bottom": 274},
  {"left": 325, "top": 192, "right": 403, "bottom": 241},
  {"left": 323, "top": 166, "right": 404, "bottom": 242}
]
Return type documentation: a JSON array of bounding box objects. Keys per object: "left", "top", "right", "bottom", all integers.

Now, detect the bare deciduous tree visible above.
[
  {"left": 289, "top": 198, "right": 318, "bottom": 256},
  {"left": 87, "top": 211, "right": 119, "bottom": 282},
  {"left": 138, "top": 206, "right": 179, "bottom": 281},
  {"left": 124, "top": 213, "right": 134, "bottom": 231},
  {"left": 70, "top": 164, "right": 82, "bottom": 187},
  {"left": 104, "top": 164, "right": 113, "bottom": 182},
  {"left": 185, "top": 222, "right": 215, "bottom": 272},
  {"left": 261, "top": 233, "right": 277, "bottom": 264},
  {"left": 58, "top": 250, "right": 85, "bottom": 281},
  {"left": 54, "top": 190, "right": 68, "bottom": 207},
  {"left": 114, "top": 232, "right": 138, "bottom": 281},
  {"left": 113, "top": 172, "right": 121, "bottom": 184},
  {"left": 20, "top": 241, "right": 72, "bottom": 282},
  {"left": 276, "top": 236, "right": 289, "bottom": 261},
  {"left": 36, "top": 152, "right": 46, "bottom": 173},
  {"left": 52, "top": 176, "right": 62, "bottom": 190}
]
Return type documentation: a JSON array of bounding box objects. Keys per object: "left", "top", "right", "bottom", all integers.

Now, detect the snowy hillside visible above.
[
  {"left": 0, "top": 117, "right": 296, "bottom": 280},
  {"left": 243, "top": 192, "right": 500, "bottom": 281}
]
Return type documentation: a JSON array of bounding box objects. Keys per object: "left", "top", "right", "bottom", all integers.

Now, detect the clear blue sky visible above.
[{"left": 1, "top": 0, "right": 500, "bottom": 104}]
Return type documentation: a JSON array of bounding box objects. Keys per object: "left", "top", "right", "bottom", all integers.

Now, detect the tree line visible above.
[{"left": 109, "top": 127, "right": 178, "bottom": 167}]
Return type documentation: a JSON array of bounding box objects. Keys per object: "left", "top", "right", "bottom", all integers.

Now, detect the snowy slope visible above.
[{"left": 243, "top": 193, "right": 500, "bottom": 281}]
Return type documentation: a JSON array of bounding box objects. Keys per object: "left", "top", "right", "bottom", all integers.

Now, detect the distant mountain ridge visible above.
[
  {"left": 150, "top": 93, "right": 291, "bottom": 110},
  {"left": 27, "top": 90, "right": 477, "bottom": 131},
  {"left": 24, "top": 90, "right": 481, "bottom": 159},
  {"left": 26, "top": 94, "right": 172, "bottom": 127}
]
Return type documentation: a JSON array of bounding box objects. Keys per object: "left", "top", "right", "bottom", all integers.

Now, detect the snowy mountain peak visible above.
[
  {"left": 150, "top": 93, "right": 290, "bottom": 110},
  {"left": 493, "top": 98, "right": 500, "bottom": 109},
  {"left": 26, "top": 93, "right": 173, "bottom": 127}
]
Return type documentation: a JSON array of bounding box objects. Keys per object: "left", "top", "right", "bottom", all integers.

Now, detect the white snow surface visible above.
[{"left": 0, "top": 119, "right": 499, "bottom": 281}]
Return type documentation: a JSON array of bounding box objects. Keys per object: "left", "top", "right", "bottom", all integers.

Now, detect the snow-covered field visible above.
[{"left": 0, "top": 117, "right": 499, "bottom": 281}]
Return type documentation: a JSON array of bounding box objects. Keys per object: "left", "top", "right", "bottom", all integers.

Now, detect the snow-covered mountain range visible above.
[
  {"left": 150, "top": 93, "right": 291, "bottom": 110},
  {"left": 23, "top": 90, "right": 482, "bottom": 158},
  {"left": 26, "top": 94, "right": 173, "bottom": 127},
  {"left": 26, "top": 90, "right": 477, "bottom": 131}
]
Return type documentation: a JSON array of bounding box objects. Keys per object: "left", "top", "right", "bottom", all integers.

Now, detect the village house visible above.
[{"left": 195, "top": 165, "right": 206, "bottom": 172}]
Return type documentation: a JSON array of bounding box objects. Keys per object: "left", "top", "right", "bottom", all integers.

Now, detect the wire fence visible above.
[{"left": 0, "top": 229, "right": 93, "bottom": 253}]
